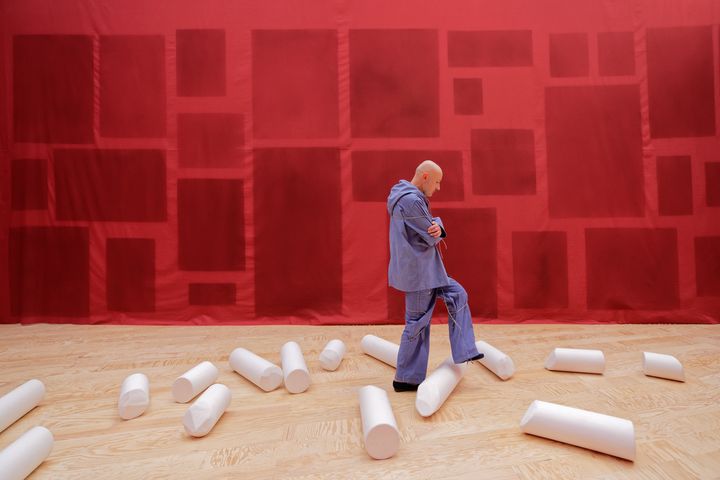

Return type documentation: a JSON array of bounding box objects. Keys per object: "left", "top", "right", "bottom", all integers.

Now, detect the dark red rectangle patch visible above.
[{"left": 54, "top": 149, "right": 167, "bottom": 222}]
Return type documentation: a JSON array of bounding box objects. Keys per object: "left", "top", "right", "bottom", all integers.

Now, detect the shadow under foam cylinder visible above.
[
  {"left": 281, "top": 341, "right": 311, "bottom": 393},
  {"left": 0, "top": 426, "right": 54, "bottom": 480},
  {"left": 118, "top": 373, "right": 150, "bottom": 420},
  {"left": 520, "top": 400, "right": 636, "bottom": 461},
  {"left": 0, "top": 379, "right": 46, "bottom": 433},
  {"left": 416, "top": 357, "right": 466, "bottom": 417},
  {"left": 642, "top": 351, "right": 685, "bottom": 382},
  {"left": 229, "top": 347, "right": 283, "bottom": 392},
  {"left": 319, "top": 339, "right": 346, "bottom": 371},
  {"left": 544, "top": 348, "right": 605, "bottom": 374},
  {"left": 360, "top": 335, "right": 399, "bottom": 368},
  {"left": 474, "top": 340, "right": 515, "bottom": 380},
  {"left": 172, "top": 361, "right": 219, "bottom": 403},
  {"left": 358, "top": 385, "right": 400, "bottom": 460},
  {"left": 183, "top": 384, "right": 232, "bottom": 437}
]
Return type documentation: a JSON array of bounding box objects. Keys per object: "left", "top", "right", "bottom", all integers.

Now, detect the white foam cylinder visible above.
[
  {"left": 361, "top": 335, "right": 399, "bottom": 368},
  {"left": 319, "top": 339, "right": 346, "bottom": 371},
  {"left": 520, "top": 400, "right": 635, "bottom": 461},
  {"left": 544, "top": 348, "right": 605, "bottom": 374},
  {"left": 281, "top": 341, "right": 311, "bottom": 394},
  {"left": 643, "top": 352, "right": 685, "bottom": 382},
  {"left": 172, "top": 361, "right": 219, "bottom": 403},
  {"left": 183, "top": 384, "right": 232, "bottom": 438},
  {"left": 358, "top": 385, "right": 400, "bottom": 460},
  {"left": 474, "top": 340, "right": 515, "bottom": 380},
  {"left": 0, "top": 426, "right": 54, "bottom": 480},
  {"left": 118, "top": 373, "right": 150, "bottom": 420},
  {"left": 0, "top": 379, "right": 46, "bottom": 434},
  {"left": 229, "top": 347, "right": 283, "bottom": 392},
  {"left": 415, "top": 357, "right": 466, "bottom": 417}
]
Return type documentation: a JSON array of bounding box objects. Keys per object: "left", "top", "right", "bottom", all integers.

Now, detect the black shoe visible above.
[
  {"left": 393, "top": 380, "right": 419, "bottom": 392},
  {"left": 467, "top": 352, "right": 484, "bottom": 362}
]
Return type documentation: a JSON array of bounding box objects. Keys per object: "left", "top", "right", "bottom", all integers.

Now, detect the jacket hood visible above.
[{"left": 387, "top": 180, "right": 424, "bottom": 215}]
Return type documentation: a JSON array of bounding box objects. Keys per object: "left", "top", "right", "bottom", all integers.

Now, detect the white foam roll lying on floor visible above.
[
  {"left": 319, "top": 339, "right": 346, "bottom": 371},
  {"left": 474, "top": 340, "right": 515, "bottom": 380},
  {"left": 361, "top": 335, "right": 399, "bottom": 368},
  {"left": 416, "top": 357, "right": 466, "bottom": 417},
  {"left": 0, "top": 379, "right": 46, "bottom": 434},
  {"left": 281, "top": 341, "right": 311, "bottom": 394},
  {"left": 643, "top": 352, "right": 685, "bottom": 382},
  {"left": 172, "top": 361, "right": 219, "bottom": 403},
  {"left": 520, "top": 400, "right": 635, "bottom": 461},
  {"left": 229, "top": 347, "right": 283, "bottom": 392},
  {"left": 118, "top": 373, "right": 150, "bottom": 420},
  {"left": 358, "top": 385, "right": 400, "bottom": 460},
  {"left": 0, "top": 426, "right": 54, "bottom": 480},
  {"left": 544, "top": 348, "right": 605, "bottom": 374},
  {"left": 183, "top": 384, "right": 232, "bottom": 437}
]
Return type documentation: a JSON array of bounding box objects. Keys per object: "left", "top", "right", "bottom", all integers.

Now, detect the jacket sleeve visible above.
[
  {"left": 432, "top": 216, "right": 447, "bottom": 238},
  {"left": 401, "top": 198, "right": 443, "bottom": 247}
]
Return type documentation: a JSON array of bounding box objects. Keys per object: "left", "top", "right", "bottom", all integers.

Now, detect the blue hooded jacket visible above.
[{"left": 387, "top": 180, "right": 450, "bottom": 292}]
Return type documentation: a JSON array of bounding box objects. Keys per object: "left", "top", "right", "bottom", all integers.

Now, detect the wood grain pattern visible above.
[{"left": 0, "top": 324, "right": 718, "bottom": 479}]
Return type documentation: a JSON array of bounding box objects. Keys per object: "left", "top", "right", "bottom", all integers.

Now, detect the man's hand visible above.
[{"left": 428, "top": 221, "right": 442, "bottom": 238}]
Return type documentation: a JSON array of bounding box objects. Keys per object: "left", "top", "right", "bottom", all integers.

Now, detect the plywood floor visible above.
[{"left": 0, "top": 323, "right": 718, "bottom": 479}]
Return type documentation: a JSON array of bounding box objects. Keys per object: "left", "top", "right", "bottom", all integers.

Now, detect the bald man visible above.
[{"left": 387, "top": 160, "right": 483, "bottom": 392}]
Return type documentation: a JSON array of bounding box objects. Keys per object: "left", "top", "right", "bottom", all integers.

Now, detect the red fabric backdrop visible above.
[{"left": 1, "top": 0, "right": 719, "bottom": 325}]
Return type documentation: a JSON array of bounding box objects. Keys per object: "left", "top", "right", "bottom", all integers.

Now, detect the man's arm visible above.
[{"left": 402, "top": 198, "right": 444, "bottom": 247}]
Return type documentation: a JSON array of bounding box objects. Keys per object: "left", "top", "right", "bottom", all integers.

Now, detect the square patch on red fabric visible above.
[
  {"left": 657, "top": 156, "right": 693, "bottom": 215},
  {"left": 10, "top": 227, "right": 89, "bottom": 316},
  {"left": 706, "top": 162, "right": 720, "bottom": 206},
  {"left": 695, "top": 236, "right": 720, "bottom": 296},
  {"left": 54, "top": 149, "right": 167, "bottom": 222},
  {"left": 586, "top": 228, "right": 679, "bottom": 310},
  {"left": 647, "top": 26, "right": 715, "bottom": 138},
  {"left": 13, "top": 35, "right": 93, "bottom": 143},
  {"left": 100, "top": 35, "right": 166, "bottom": 137},
  {"left": 252, "top": 30, "right": 339, "bottom": 139},
  {"left": 254, "top": 148, "right": 341, "bottom": 316},
  {"left": 107, "top": 238, "right": 155, "bottom": 312},
  {"left": 453, "top": 78, "right": 483, "bottom": 115},
  {"left": 177, "top": 29, "right": 226, "bottom": 96},
  {"left": 512, "top": 231, "right": 568, "bottom": 308},
  {"left": 178, "top": 113, "right": 244, "bottom": 168},
  {"left": 178, "top": 179, "right": 245, "bottom": 271},
  {"left": 549, "top": 33, "right": 589, "bottom": 77},
  {"left": 350, "top": 29, "right": 438, "bottom": 137},
  {"left": 11, "top": 159, "right": 47, "bottom": 210},
  {"left": 545, "top": 85, "right": 644, "bottom": 217},
  {"left": 447, "top": 30, "right": 532, "bottom": 67},
  {"left": 471, "top": 129, "right": 536, "bottom": 195},
  {"left": 598, "top": 31, "right": 635, "bottom": 76},
  {"left": 189, "top": 283, "right": 237, "bottom": 305}
]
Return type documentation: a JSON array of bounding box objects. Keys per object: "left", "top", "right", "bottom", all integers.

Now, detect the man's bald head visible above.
[{"left": 411, "top": 160, "right": 443, "bottom": 198}]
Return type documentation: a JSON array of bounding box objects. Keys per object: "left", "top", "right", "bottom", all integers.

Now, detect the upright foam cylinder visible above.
[
  {"left": 319, "top": 339, "right": 346, "bottom": 371},
  {"left": 281, "top": 342, "right": 311, "bottom": 393},
  {"left": 118, "top": 373, "right": 150, "bottom": 420},
  {"left": 474, "top": 340, "right": 515, "bottom": 380},
  {"left": 229, "top": 347, "right": 283, "bottom": 392},
  {"left": 415, "top": 357, "right": 466, "bottom": 417},
  {"left": 520, "top": 400, "right": 636, "bottom": 461},
  {"left": 172, "top": 361, "right": 219, "bottom": 403},
  {"left": 0, "top": 426, "right": 54, "bottom": 480},
  {"left": 544, "top": 348, "right": 605, "bottom": 374},
  {"left": 183, "top": 384, "right": 232, "bottom": 437},
  {"left": 358, "top": 385, "right": 400, "bottom": 460},
  {"left": 361, "top": 335, "right": 399, "bottom": 368},
  {"left": 0, "top": 379, "right": 46, "bottom": 433},
  {"left": 643, "top": 352, "right": 685, "bottom": 382}
]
